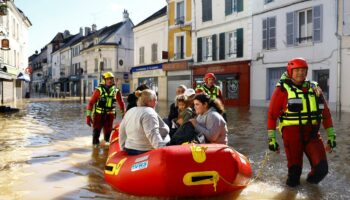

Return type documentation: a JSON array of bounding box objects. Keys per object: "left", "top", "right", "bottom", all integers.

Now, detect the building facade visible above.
[
  {"left": 251, "top": 0, "right": 339, "bottom": 111},
  {"left": 192, "top": 0, "right": 252, "bottom": 106},
  {"left": 339, "top": 0, "right": 350, "bottom": 112},
  {"left": 163, "top": 0, "right": 193, "bottom": 101},
  {"left": 132, "top": 6, "right": 168, "bottom": 101},
  {"left": 0, "top": 0, "right": 31, "bottom": 103}
]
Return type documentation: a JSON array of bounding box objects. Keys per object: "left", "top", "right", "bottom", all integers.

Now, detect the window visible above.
[
  {"left": 264, "top": 0, "right": 274, "bottom": 4},
  {"left": 94, "top": 58, "right": 98, "bottom": 72},
  {"left": 263, "top": 16, "right": 276, "bottom": 50},
  {"left": 176, "top": 1, "right": 185, "bottom": 25},
  {"left": 225, "top": 0, "right": 243, "bottom": 15},
  {"left": 298, "top": 9, "right": 313, "bottom": 43},
  {"left": 267, "top": 67, "right": 285, "bottom": 100},
  {"left": 202, "top": 36, "right": 212, "bottom": 61},
  {"left": 139, "top": 47, "right": 144, "bottom": 64},
  {"left": 227, "top": 31, "right": 237, "bottom": 58},
  {"left": 286, "top": 5, "right": 323, "bottom": 46},
  {"left": 202, "top": 0, "right": 212, "bottom": 22},
  {"left": 175, "top": 35, "right": 184, "bottom": 60},
  {"left": 218, "top": 28, "right": 243, "bottom": 60},
  {"left": 151, "top": 43, "right": 158, "bottom": 62}
]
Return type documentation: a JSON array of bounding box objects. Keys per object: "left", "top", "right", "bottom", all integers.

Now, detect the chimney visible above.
[
  {"left": 79, "top": 27, "right": 83, "bottom": 35},
  {"left": 84, "top": 27, "right": 91, "bottom": 36},
  {"left": 63, "top": 30, "right": 70, "bottom": 38},
  {"left": 123, "top": 9, "right": 129, "bottom": 22},
  {"left": 92, "top": 24, "right": 97, "bottom": 32}
]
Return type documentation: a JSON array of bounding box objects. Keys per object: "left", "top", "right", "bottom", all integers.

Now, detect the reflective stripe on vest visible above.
[
  {"left": 196, "top": 84, "right": 219, "bottom": 100},
  {"left": 279, "top": 81, "right": 322, "bottom": 130},
  {"left": 95, "top": 85, "right": 118, "bottom": 114}
]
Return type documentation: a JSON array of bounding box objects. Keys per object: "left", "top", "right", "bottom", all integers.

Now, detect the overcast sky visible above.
[{"left": 15, "top": 0, "right": 166, "bottom": 56}]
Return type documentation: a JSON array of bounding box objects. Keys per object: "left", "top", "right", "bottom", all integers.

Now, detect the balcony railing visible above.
[
  {"left": 296, "top": 36, "right": 312, "bottom": 43},
  {"left": 175, "top": 16, "right": 185, "bottom": 25}
]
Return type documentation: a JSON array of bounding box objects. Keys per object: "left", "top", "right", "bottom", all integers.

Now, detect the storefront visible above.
[
  {"left": 193, "top": 61, "right": 250, "bottom": 106},
  {"left": 130, "top": 64, "right": 167, "bottom": 101},
  {"left": 162, "top": 60, "right": 192, "bottom": 102}
]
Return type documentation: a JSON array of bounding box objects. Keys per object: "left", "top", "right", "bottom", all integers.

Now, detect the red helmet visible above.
[
  {"left": 287, "top": 58, "right": 308, "bottom": 77},
  {"left": 204, "top": 73, "right": 216, "bottom": 83}
]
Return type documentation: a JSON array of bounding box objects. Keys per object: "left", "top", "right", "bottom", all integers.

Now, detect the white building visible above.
[
  {"left": 132, "top": 6, "right": 168, "bottom": 100},
  {"left": 192, "top": 0, "right": 252, "bottom": 106},
  {"left": 80, "top": 10, "right": 134, "bottom": 96},
  {"left": 0, "top": 0, "right": 31, "bottom": 103},
  {"left": 251, "top": 0, "right": 339, "bottom": 111},
  {"left": 339, "top": 0, "right": 350, "bottom": 112}
]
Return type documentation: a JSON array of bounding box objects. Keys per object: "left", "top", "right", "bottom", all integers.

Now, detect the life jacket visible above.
[
  {"left": 94, "top": 85, "right": 118, "bottom": 114},
  {"left": 277, "top": 76, "right": 323, "bottom": 132},
  {"left": 196, "top": 84, "right": 220, "bottom": 100}
]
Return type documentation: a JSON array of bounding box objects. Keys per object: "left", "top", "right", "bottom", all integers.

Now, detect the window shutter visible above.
[
  {"left": 286, "top": 12, "right": 295, "bottom": 46},
  {"left": 202, "top": 0, "right": 212, "bottom": 22},
  {"left": 313, "top": 5, "right": 323, "bottom": 43},
  {"left": 237, "top": 0, "right": 243, "bottom": 12},
  {"left": 225, "top": 0, "right": 232, "bottom": 15},
  {"left": 212, "top": 34, "right": 217, "bottom": 61},
  {"left": 208, "top": 0, "right": 212, "bottom": 21},
  {"left": 197, "top": 37, "right": 202, "bottom": 62},
  {"left": 219, "top": 33, "right": 225, "bottom": 60},
  {"left": 269, "top": 17, "right": 276, "bottom": 49},
  {"left": 236, "top": 28, "right": 243, "bottom": 57},
  {"left": 262, "top": 19, "right": 267, "bottom": 50}
]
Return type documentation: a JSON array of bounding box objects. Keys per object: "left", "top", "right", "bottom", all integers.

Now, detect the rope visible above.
[{"left": 248, "top": 151, "right": 270, "bottom": 184}]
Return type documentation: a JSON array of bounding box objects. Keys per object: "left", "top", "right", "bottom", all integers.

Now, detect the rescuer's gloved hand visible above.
[
  {"left": 86, "top": 116, "right": 93, "bottom": 127},
  {"left": 268, "top": 130, "right": 279, "bottom": 152},
  {"left": 326, "top": 127, "right": 336, "bottom": 149}
]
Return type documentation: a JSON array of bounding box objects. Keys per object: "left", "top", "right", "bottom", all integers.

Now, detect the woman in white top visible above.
[{"left": 119, "top": 89, "right": 170, "bottom": 155}]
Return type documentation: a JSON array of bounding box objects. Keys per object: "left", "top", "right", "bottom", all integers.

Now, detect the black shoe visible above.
[{"left": 286, "top": 178, "right": 300, "bottom": 187}]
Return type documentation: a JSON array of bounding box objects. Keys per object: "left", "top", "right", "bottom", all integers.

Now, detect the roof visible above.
[{"left": 134, "top": 6, "right": 167, "bottom": 28}]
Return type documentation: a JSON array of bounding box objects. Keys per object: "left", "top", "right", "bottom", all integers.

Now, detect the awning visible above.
[{"left": 17, "top": 72, "right": 31, "bottom": 82}]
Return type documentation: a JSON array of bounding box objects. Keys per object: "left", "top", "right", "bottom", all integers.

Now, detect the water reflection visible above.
[{"left": 0, "top": 99, "right": 349, "bottom": 199}]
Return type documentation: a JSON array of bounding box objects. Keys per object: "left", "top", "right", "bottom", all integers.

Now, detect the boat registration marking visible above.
[{"left": 131, "top": 161, "right": 148, "bottom": 172}]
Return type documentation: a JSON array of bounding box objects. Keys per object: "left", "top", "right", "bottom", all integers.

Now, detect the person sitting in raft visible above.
[
  {"left": 170, "top": 95, "right": 195, "bottom": 128},
  {"left": 125, "top": 84, "right": 149, "bottom": 112},
  {"left": 119, "top": 89, "right": 170, "bottom": 155},
  {"left": 189, "top": 94, "right": 228, "bottom": 144}
]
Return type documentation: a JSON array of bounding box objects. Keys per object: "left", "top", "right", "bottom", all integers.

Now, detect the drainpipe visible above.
[{"left": 336, "top": 0, "right": 342, "bottom": 116}]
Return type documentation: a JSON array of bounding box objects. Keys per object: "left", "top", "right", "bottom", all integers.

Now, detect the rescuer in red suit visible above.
[
  {"left": 267, "top": 58, "right": 336, "bottom": 187},
  {"left": 86, "top": 72, "right": 125, "bottom": 147}
]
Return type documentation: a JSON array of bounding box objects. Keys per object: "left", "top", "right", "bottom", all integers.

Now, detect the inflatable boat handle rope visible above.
[{"left": 224, "top": 146, "right": 271, "bottom": 185}]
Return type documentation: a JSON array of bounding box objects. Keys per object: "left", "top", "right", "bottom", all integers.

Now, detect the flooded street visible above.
[{"left": 0, "top": 98, "right": 349, "bottom": 200}]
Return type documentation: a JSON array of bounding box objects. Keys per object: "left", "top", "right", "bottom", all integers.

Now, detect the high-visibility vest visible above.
[
  {"left": 196, "top": 84, "right": 220, "bottom": 100},
  {"left": 94, "top": 85, "right": 118, "bottom": 114},
  {"left": 278, "top": 80, "right": 322, "bottom": 131}
]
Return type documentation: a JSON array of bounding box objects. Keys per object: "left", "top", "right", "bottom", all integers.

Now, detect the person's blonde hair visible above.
[{"left": 135, "top": 89, "right": 157, "bottom": 107}]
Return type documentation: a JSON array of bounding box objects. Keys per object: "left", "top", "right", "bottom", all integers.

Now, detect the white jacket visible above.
[{"left": 119, "top": 106, "right": 170, "bottom": 151}]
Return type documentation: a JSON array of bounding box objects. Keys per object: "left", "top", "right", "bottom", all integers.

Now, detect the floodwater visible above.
[{"left": 0, "top": 98, "right": 349, "bottom": 200}]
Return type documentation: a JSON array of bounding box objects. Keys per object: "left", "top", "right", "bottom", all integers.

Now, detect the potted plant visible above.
[{"left": 0, "top": 4, "right": 8, "bottom": 16}]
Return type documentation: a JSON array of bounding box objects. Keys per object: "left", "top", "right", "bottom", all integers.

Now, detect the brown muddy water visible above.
[{"left": 0, "top": 98, "right": 349, "bottom": 200}]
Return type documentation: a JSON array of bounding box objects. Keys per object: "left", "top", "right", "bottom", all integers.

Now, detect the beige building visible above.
[{"left": 0, "top": 0, "right": 31, "bottom": 104}]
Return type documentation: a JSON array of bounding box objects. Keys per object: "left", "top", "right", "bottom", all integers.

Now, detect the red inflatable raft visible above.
[{"left": 104, "top": 126, "right": 252, "bottom": 197}]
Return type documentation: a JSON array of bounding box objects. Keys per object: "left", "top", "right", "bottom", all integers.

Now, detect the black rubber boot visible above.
[
  {"left": 104, "top": 131, "right": 111, "bottom": 143},
  {"left": 307, "top": 160, "right": 328, "bottom": 184},
  {"left": 286, "top": 165, "right": 302, "bottom": 187},
  {"left": 93, "top": 129, "right": 101, "bottom": 145}
]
